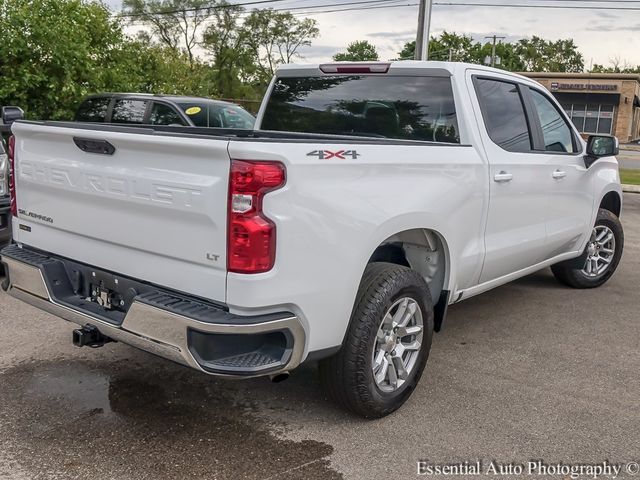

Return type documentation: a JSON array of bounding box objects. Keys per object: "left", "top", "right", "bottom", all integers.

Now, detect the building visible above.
[{"left": 522, "top": 72, "right": 640, "bottom": 143}]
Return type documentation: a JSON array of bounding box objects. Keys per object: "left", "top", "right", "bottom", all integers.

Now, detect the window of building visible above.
[
  {"left": 561, "top": 103, "right": 615, "bottom": 135},
  {"left": 474, "top": 78, "right": 532, "bottom": 152}
]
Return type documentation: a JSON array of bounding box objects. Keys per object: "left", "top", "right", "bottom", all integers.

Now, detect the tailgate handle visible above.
[{"left": 73, "top": 137, "right": 116, "bottom": 155}]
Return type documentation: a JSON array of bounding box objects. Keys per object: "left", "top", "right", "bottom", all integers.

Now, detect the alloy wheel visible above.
[
  {"left": 581, "top": 225, "right": 616, "bottom": 278},
  {"left": 372, "top": 297, "right": 424, "bottom": 393}
]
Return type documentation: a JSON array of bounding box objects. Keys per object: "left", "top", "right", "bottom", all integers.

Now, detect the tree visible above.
[
  {"left": 0, "top": 0, "right": 130, "bottom": 119},
  {"left": 398, "top": 40, "right": 416, "bottom": 60},
  {"left": 0, "top": 0, "right": 220, "bottom": 120},
  {"left": 396, "top": 32, "right": 481, "bottom": 63},
  {"left": 477, "top": 41, "right": 525, "bottom": 72},
  {"left": 397, "top": 33, "right": 584, "bottom": 73},
  {"left": 592, "top": 57, "right": 640, "bottom": 73},
  {"left": 241, "top": 9, "right": 319, "bottom": 86},
  {"left": 122, "top": 0, "right": 219, "bottom": 67},
  {"left": 201, "top": 4, "right": 256, "bottom": 99},
  {"left": 515, "top": 37, "right": 584, "bottom": 72},
  {"left": 428, "top": 32, "right": 480, "bottom": 62},
  {"left": 333, "top": 40, "right": 379, "bottom": 62}
]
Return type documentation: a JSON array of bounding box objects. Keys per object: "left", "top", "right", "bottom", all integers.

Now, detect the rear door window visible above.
[
  {"left": 474, "top": 78, "right": 532, "bottom": 153},
  {"left": 149, "top": 103, "right": 187, "bottom": 126},
  {"left": 261, "top": 75, "right": 460, "bottom": 143},
  {"left": 111, "top": 99, "right": 148, "bottom": 124},
  {"left": 76, "top": 97, "right": 111, "bottom": 122}
]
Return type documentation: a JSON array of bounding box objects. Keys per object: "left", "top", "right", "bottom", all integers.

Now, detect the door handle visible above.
[
  {"left": 552, "top": 169, "right": 567, "bottom": 179},
  {"left": 494, "top": 171, "right": 513, "bottom": 183}
]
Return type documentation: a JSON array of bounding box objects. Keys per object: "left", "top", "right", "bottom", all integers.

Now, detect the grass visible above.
[{"left": 620, "top": 169, "right": 640, "bottom": 185}]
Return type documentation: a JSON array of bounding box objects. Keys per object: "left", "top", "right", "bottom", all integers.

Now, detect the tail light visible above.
[
  {"left": 228, "top": 160, "right": 285, "bottom": 273},
  {"left": 8, "top": 135, "right": 17, "bottom": 217}
]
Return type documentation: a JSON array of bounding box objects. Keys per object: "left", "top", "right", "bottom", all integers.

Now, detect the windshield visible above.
[
  {"left": 176, "top": 101, "right": 255, "bottom": 129},
  {"left": 261, "top": 75, "right": 460, "bottom": 143}
]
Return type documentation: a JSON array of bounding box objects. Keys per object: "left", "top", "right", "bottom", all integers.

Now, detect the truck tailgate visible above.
[{"left": 11, "top": 122, "right": 230, "bottom": 303}]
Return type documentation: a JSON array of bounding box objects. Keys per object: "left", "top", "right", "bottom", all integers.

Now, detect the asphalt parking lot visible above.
[{"left": 1, "top": 195, "right": 639, "bottom": 480}]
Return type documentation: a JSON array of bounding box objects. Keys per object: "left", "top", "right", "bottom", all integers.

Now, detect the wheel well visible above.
[
  {"left": 368, "top": 229, "right": 449, "bottom": 331},
  {"left": 600, "top": 191, "right": 621, "bottom": 217}
]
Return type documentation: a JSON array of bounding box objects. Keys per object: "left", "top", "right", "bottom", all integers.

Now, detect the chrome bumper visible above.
[{"left": 1, "top": 253, "right": 306, "bottom": 378}]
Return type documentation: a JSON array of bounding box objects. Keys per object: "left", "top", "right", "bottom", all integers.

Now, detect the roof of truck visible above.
[{"left": 275, "top": 61, "right": 533, "bottom": 84}]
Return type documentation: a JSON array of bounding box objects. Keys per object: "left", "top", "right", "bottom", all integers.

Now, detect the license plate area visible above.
[{"left": 89, "top": 283, "right": 125, "bottom": 312}]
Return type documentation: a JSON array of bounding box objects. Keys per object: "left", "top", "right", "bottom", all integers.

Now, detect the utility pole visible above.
[
  {"left": 485, "top": 35, "right": 505, "bottom": 67},
  {"left": 414, "top": 0, "right": 433, "bottom": 61}
]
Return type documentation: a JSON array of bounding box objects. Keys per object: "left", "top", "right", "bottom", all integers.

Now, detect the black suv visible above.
[{"left": 75, "top": 94, "right": 255, "bottom": 129}]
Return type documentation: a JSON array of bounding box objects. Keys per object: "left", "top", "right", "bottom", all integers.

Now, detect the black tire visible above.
[
  {"left": 319, "top": 262, "right": 434, "bottom": 418},
  {"left": 551, "top": 208, "right": 624, "bottom": 289}
]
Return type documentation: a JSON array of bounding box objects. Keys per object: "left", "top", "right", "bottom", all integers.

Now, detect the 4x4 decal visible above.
[{"left": 307, "top": 149, "right": 360, "bottom": 160}]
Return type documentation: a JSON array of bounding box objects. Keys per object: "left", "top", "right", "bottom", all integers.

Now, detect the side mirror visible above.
[
  {"left": 1, "top": 106, "right": 24, "bottom": 125},
  {"left": 585, "top": 134, "right": 619, "bottom": 168}
]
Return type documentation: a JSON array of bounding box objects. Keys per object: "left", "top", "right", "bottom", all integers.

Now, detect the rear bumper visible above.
[{"left": 0, "top": 245, "right": 306, "bottom": 378}]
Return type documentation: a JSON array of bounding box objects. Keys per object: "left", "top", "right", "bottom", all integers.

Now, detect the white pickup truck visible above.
[{"left": 1, "top": 62, "right": 624, "bottom": 418}]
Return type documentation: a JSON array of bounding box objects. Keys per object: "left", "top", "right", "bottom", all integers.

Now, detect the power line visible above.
[
  {"left": 116, "top": 0, "right": 407, "bottom": 17},
  {"left": 434, "top": 1, "right": 640, "bottom": 8},
  {"left": 117, "top": 0, "right": 640, "bottom": 21},
  {"left": 290, "top": 1, "right": 640, "bottom": 14},
  {"left": 259, "top": 0, "right": 407, "bottom": 12},
  {"left": 117, "top": 0, "right": 294, "bottom": 17}
]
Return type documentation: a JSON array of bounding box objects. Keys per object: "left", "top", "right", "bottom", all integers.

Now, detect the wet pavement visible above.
[{"left": 1, "top": 194, "right": 640, "bottom": 480}]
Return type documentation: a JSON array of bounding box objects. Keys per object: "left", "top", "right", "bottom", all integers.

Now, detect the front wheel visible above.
[
  {"left": 551, "top": 208, "right": 624, "bottom": 289},
  {"left": 319, "top": 262, "right": 434, "bottom": 418}
]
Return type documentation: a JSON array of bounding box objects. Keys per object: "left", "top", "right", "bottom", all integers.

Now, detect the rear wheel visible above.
[
  {"left": 551, "top": 208, "right": 623, "bottom": 289},
  {"left": 319, "top": 262, "right": 434, "bottom": 418}
]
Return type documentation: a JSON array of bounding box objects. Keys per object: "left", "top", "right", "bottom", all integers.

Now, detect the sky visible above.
[{"left": 105, "top": 0, "right": 640, "bottom": 68}]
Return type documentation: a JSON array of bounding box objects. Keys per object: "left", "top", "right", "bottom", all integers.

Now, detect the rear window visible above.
[
  {"left": 176, "top": 102, "right": 255, "bottom": 129},
  {"left": 111, "top": 99, "right": 148, "bottom": 124},
  {"left": 261, "top": 76, "right": 460, "bottom": 143},
  {"left": 76, "top": 97, "right": 111, "bottom": 122}
]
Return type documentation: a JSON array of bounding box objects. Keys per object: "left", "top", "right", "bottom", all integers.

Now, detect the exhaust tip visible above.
[{"left": 269, "top": 372, "right": 290, "bottom": 383}]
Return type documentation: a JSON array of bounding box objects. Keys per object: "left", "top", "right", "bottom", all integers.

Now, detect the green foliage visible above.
[
  {"left": 0, "top": 0, "right": 218, "bottom": 120},
  {"left": 0, "top": 0, "right": 126, "bottom": 119},
  {"left": 0, "top": 0, "right": 321, "bottom": 119},
  {"left": 128, "top": 2, "right": 320, "bottom": 94},
  {"left": 591, "top": 64, "right": 640, "bottom": 74},
  {"left": 427, "top": 32, "right": 479, "bottom": 62},
  {"left": 333, "top": 40, "right": 379, "bottom": 62},
  {"left": 397, "top": 32, "right": 584, "bottom": 73},
  {"left": 514, "top": 36, "right": 584, "bottom": 73},
  {"left": 398, "top": 41, "right": 416, "bottom": 61},
  {"left": 240, "top": 9, "right": 319, "bottom": 87},
  {"left": 201, "top": 3, "right": 255, "bottom": 99},
  {"left": 620, "top": 169, "right": 640, "bottom": 186},
  {"left": 122, "top": 0, "right": 219, "bottom": 67}
]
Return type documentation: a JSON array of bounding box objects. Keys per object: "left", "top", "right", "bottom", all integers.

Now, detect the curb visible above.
[{"left": 622, "top": 184, "right": 640, "bottom": 194}]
